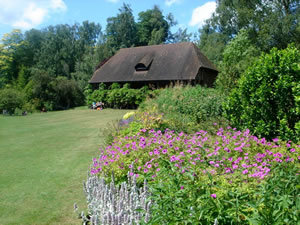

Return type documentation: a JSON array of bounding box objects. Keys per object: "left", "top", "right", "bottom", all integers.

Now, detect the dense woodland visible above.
[{"left": 0, "top": 0, "right": 299, "bottom": 112}]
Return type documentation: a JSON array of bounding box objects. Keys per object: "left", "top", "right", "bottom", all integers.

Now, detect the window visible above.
[
  {"left": 135, "top": 54, "right": 153, "bottom": 72},
  {"left": 135, "top": 63, "right": 148, "bottom": 71}
]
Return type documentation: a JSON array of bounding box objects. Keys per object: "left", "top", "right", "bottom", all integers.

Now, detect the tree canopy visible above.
[{"left": 198, "top": 0, "right": 300, "bottom": 64}]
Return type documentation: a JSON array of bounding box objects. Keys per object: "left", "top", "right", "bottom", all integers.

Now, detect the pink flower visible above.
[
  {"left": 180, "top": 186, "right": 184, "bottom": 190},
  {"left": 156, "top": 168, "right": 160, "bottom": 172},
  {"left": 242, "top": 169, "right": 248, "bottom": 174},
  {"left": 211, "top": 194, "right": 217, "bottom": 198}
]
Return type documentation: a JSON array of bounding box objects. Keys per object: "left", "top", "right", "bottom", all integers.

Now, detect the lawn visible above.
[{"left": 0, "top": 107, "right": 130, "bottom": 225}]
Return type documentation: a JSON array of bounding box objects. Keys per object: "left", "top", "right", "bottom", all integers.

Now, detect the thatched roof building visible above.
[{"left": 89, "top": 42, "right": 218, "bottom": 88}]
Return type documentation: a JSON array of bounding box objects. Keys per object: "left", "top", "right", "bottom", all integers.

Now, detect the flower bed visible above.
[{"left": 86, "top": 126, "right": 299, "bottom": 224}]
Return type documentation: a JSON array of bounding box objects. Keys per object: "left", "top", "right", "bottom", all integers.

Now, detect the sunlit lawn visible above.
[{"left": 0, "top": 107, "right": 130, "bottom": 225}]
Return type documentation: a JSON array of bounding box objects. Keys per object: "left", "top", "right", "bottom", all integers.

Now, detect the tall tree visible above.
[
  {"left": 171, "top": 28, "right": 192, "bottom": 43},
  {"left": 137, "top": 6, "right": 170, "bottom": 45},
  {"left": 106, "top": 3, "right": 137, "bottom": 50},
  {"left": 34, "top": 25, "right": 75, "bottom": 78},
  {"left": 24, "top": 29, "right": 46, "bottom": 67},
  {"left": 198, "top": 0, "right": 300, "bottom": 63},
  {"left": 0, "top": 29, "right": 27, "bottom": 87}
]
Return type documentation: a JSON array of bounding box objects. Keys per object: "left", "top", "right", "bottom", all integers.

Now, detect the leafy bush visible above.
[
  {"left": 0, "top": 88, "right": 25, "bottom": 114},
  {"left": 89, "top": 127, "right": 299, "bottom": 224},
  {"left": 139, "top": 85, "right": 228, "bottom": 133},
  {"left": 87, "top": 83, "right": 150, "bottom": 109},
  {"left": 216, "top": 29, "right": 261, "bottom": 93},
  {"left": 52, "top": 77, "right": 84, "bottom": 110},
  {"left": 224, "top": 45, "right": 300, "bottom": 142},
  {"left": 30, "top": 70, "right": 84, "bottom": 110}
]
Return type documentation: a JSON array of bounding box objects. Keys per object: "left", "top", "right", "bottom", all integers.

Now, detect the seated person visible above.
[{"left": 92, "top": 102, "right": 96, "bottom": 109}]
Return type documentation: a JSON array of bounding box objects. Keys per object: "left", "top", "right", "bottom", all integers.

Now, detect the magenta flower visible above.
[
  {"left": 242, "top": 169, "right": 248, "bottom": 174},
  {"left": 180, "top": 186, "right": 184, "bottom": 190},
  {"left": 211, "top": 194, "right": 217, "bottom": 198}
]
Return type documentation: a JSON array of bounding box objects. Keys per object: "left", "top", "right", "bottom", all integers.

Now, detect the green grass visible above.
[{"left": 0, "top": 107, "right": 130, "bottom": 225}]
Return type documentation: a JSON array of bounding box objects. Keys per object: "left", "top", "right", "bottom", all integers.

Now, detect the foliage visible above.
[
  {"left": 198, "top": 0, "right": 300, "bottom": 64},
  {"left": 0, "top": 88, "right": 24, "bottom": 114},
  {"left": 90, "top": 126, "right": 300, "bottom": 224},
  {"left": 137, "top": 6, "right": 170, "bottom": 46},
  {"left": 106, "top": 3, "right": 138, "bottom": 50},
  {"left": 87, "top": 83, "right": 150, "bottom": 109},
  {"left": 0, "top": 29, "right": 27, "bottom": 86},
  {"left": 30, "top": 69, "right": 84, "bottom": 110},
  {"left": 247, "top": 162, "right": 300, "bottom": 224},
  {"left": 139, "top": 85, "right": 227, "bottom": 133},
  {"left": 52, "top": 77, "right": 84, "bottom": 110},
  {"left": 71, "top": 43, "right": 113, "bottom": 91},
  {"left": 171, "top": 28, "right": 192, "bottom": 43},
  {"left": 224, "top": 45, "right": 300, "bottom": 142},
  {"left": 197, "top": 28, "right": 228, "bottom": 65},
  {"left": 216, "top": 29, "right": 261, "bottom": 93}
]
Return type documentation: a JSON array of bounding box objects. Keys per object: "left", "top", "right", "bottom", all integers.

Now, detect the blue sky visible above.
[{"left": 0, "top": 0, "right": 217, "bottom": 39}]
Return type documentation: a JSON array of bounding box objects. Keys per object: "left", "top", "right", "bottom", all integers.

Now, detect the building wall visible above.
[{"left": 196, "top": 68, "right": 218, "bottom": 87}]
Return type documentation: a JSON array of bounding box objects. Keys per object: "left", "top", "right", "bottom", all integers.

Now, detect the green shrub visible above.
[
  {"left": 30, "top": 70, "right": 84, "bottom": 110},
  {"left": 0, "top": 88, "right": 25, "bottom": 114},
  {"left": 139, "top": 85, "right": 228, "bottom": 133},
  {"left": 87, "top": 83, "right": 150, "bottom": 109},
  {"left": 216, "top": 29, "right": 261, "bottom": 93},
  {"left": 52, "top": 77, "right": 84, "bottom": 110},
  {"left": 224, "top": 45, "right": 300, "bottom": 141}
]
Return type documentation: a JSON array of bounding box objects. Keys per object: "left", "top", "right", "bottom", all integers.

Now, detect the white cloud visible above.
[
  {"left": 0, "top": 0, "right": 67, "bottom": 30},
  {"left": 189, "top": 1, "right": 216, "bottom": 27},
  {"left": 165, "top": 0, "right": 181, "bottom": 6},
  {"left": 106, "top": 0, "right": 119, "bottom": 3},
  {"left": 50, "top": 0, "right": 67, "bottom": 10}
]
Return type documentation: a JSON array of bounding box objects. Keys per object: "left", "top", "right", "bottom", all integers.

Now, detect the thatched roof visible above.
[{"left": 89, "top": 42, "right": 217, "bottom": 84}]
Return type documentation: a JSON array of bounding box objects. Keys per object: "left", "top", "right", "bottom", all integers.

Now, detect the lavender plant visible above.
[{"left": 81, "top": 170, "right": 151, "bottom": 225}]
